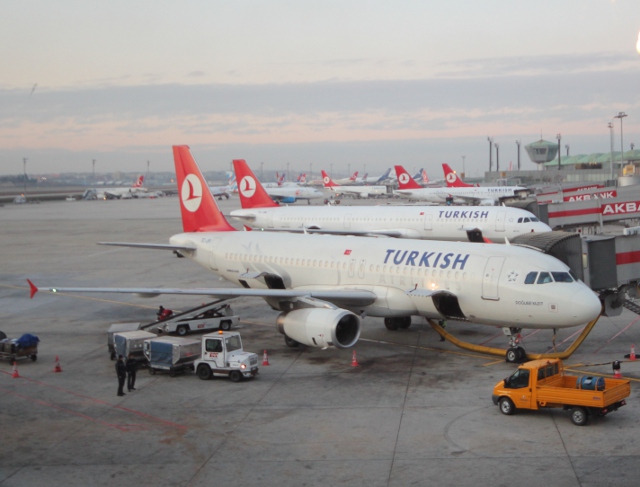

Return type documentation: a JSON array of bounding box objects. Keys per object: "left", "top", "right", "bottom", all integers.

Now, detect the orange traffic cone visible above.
[
  {"left": 351, "top": 349, "right": 359, "bottom": 367},
  {"left": 54, "top": 355, "right": 62, "bottom": 373},
  {"left": 11, "top": 362, "right": 19, "bottom": 378},
  {"left": 631, "top": 345, "right": 636, "bottom": 361},
  {"left": 262, "top": 349, "right": 270, "bottom": 366}
]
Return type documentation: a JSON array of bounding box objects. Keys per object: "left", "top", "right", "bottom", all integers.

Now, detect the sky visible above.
[{"left": 1, "top": 0, "right": 639, "bottom": 178}]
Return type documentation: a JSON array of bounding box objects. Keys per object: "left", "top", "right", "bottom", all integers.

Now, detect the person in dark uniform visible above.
[
  {"left": 126, "top": 353, "right": 138, "bottom": 391},
  {"left": 116, "top": 355, "right": 127, "bottom": 396}
]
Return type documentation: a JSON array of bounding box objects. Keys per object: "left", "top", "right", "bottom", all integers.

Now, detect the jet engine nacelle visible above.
[{"left": 276, "top": 308, "right": 361, "bottom": 349}]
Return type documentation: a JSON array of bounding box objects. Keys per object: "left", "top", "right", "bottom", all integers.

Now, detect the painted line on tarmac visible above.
[{"left": 594, "top": 315, "right": 640, "bottom": 353}]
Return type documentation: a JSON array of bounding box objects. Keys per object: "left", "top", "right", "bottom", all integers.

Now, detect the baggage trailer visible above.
[
  {"left": 0, "top": 332, "right": 39, "bottom": 364},
  {"left": 113, "top": 330, "right": 156, "bottom": 364},
  {"left": 143, "top": 336, "right": 201, "bottom": 377},
  {"left": 492, "top": 358, "right": 630, "bottom": 425},
  {"left": 107, "top": 323, "right": 142, "bottom": 360}
]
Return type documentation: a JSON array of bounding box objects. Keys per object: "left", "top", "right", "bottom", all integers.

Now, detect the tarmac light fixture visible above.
[{"left": 614, "top": 112, "right": 627, "bottom": 178}]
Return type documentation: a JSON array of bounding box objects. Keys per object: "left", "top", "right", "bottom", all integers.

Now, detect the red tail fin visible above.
[
  {"left": 233, "top": 159, "right": 278, "bottom": 209},
  {"left": 172, "top": 146, "right": 236, "bottom": 233},
  {"left": 442, "top": 163, "right": 472, "bottom": 187},
  {"left": 394, "top": 165, "right": 422, "bottom": 190},
  {"left": 349, "top": 171, "right": 358, "bottom": 181},
  {"left": 321, "top": 170, "right": 339, "bottom": 188},
  {"left": 133, "top": 175, "right": 144, "bottom": 188}
]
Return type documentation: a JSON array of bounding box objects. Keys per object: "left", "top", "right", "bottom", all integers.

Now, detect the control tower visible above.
[{"left": 525, "top": 139, "right": 558, "bottom": 165}]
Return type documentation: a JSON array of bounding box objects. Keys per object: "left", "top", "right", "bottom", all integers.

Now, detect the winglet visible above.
[{"left": 27, "top": 279, "right": 38, "bottom": 299}]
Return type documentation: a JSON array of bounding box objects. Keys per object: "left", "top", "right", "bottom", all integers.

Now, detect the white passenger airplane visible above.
[
  {"left": 97, "top": 175, "right": 147, "bottom": 199},
  {"left": 260, "top": 178, "right": 324, "bottom": 204},
  {"left": 209, "top": 172, "right": 236, "bottom": 200},
  {"left": 29, "top": 146, "right": 601, "bottom": 363},
  {"left": 321, "top": 170, "right": 387, "bottom": 198},
  {"left": 394, "top": 165, "right": 528, "bottom": 205},
  {"left": 230, "top": 159, "right": 551, "bottom": 243}
]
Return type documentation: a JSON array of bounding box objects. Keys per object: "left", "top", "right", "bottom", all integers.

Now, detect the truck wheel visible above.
[
  {"left": 177, "top": 325, "right": 188, "bottom": 336},
  {"left": 284, "top": 335, "right": 299, "bottom": 348},
  {"left": 499, "top": 397, "right": 516, "bottom": 415},
  {"left": 220, "top": 320, "right": 232, "bottom": 331},
  {"left": 169, "top": 368, "right": 176, "bottom": 377},
  {"left": 229, "top": 370, "right": 242, "bottom": 382},
  {"left": 197, "top": 364, "right": 212, "bottom": 380},
  {"left": 31, "top": 354, "right": 37, "bottom": 362},
  {"left": 571, "top": 407, "right": 589, "bottom": 426}
]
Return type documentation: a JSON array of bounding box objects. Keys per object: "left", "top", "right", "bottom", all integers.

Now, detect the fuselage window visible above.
[
  {"left": 537, "top": 272, "right": 552, "bottom": 284},
  {"left": 524, "top": 272, "right": 537, "bottom": 284}
]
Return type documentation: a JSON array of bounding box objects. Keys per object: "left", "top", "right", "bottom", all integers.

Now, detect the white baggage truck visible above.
[
  {"left": 113, "top": 330, "right": 156, "bottom": 364},
  {"left": 195, "top": 331, "right": 259, "bottom": 382},
  {"left": 157, "top": 302, "right": 238, "bottom": 336},
  {"left": 143, "top": 336, "right": 201, "bottom": 377}
]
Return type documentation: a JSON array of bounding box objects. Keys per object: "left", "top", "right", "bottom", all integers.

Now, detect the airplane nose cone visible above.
[{"left": 571, "top": 288, "right": 602, "bottom": 324}]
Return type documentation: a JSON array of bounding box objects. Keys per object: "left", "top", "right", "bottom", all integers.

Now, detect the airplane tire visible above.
[
  {"left": 398, "top": 316, "right": 411, "bottom": 329},
  {"left": 384, "top": 318, "right": 399, "bottom": 331},
  {"left": 506, "top": 348, "right": 519, "bottom": 363},
  {"left": 571, "top": 407, "right": 589, "bottom": 426},
  {"left": 516, "top": 346, "right": 526, "bottom": 362},
  {"left": 197, "top": 365, "right": 212, "bottom": 380},
  {"left": 499, "top": 397, "right": 516, "bottom": 415}
]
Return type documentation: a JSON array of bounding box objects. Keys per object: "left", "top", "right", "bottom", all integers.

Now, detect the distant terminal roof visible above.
[{"left": 543, "top": 149, "right": 640, "bottom": 167}]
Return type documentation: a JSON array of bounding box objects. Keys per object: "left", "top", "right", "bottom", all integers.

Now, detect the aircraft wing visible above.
[
  {"left": 253, "top": 227, "right": 406, "bottom": 238},
  {"left": 27, "top": 280, "right": 377, "bottom": 307},
  {"left": 98, "top": 242, "right": 197, "bottom": 252}
]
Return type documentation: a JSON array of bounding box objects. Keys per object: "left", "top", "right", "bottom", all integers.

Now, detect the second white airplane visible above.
[{"left": 230, "top": 160, "right": 551, "bottom": 243}]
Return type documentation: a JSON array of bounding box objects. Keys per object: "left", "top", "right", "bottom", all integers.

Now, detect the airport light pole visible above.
[
  {"left": 556, "top": 133, "right": 562, "bottom": 170},
  {"left": 495, "top": 143, "right": 500, "bottom": 172},
  {"left": 565, "top": 144, "right": 570, "bottom": 157},
  {"left": 487, "top": 137, "right": 493, "bottom": 172},
  {"left": 23, "top": 158, "right": 27, "bottom": 196},
  {"left": 608, "top": 122, "right": 614, "bottom": 181},
  {"left": 614, "top": 111, "right": 627, "bottom": 178},
  {"left": 515, "top": 140, "right": 521, "bottom": 170}
]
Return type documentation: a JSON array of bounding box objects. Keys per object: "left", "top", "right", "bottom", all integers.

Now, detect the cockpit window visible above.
[
  {"left": 530, "top": 217, "right": 540, "bottom": 222},
  {"left": 525, "top": 272, "right": 538, "bottom": 284},
  {"left": 551, "top": 272, "right": 574, "bottom": 283},
  {"left": 537, "top": 272, "right": 552, "bottom": 284}
]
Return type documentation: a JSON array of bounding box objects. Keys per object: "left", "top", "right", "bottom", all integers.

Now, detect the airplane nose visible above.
[{"left": 571, "top": 288, "right": 602, "bottom": 324}]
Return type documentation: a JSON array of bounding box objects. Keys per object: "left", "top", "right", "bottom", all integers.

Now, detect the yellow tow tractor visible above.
[{"left": 492, "top": 358, "right": 630, "bottom": 426}]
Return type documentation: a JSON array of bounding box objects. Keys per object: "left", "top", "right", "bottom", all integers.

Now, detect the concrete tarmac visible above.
[{"left": 1, "top": 196, "right": 640, "bottom": 487}]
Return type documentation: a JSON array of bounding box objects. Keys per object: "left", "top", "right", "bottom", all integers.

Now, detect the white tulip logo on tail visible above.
[
  {"left": 398, "top": 173, "right": 410, "bottom": 185},
  {"left": 446, "top": 172, "right": 457, "bottom": 184},
  {"left": 240, "top": 176, "right": 257, "bottom": 198},
  {"left": 323, "top": 176, "right": 330, "bottom": 185},
  {"left": 181, "top": 174, "right": 202, "bottom": 212}
]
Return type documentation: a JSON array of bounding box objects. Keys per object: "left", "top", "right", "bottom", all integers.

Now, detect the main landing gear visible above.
[{"left": 384, "top": 317, "right": 411, "bottom": 331}]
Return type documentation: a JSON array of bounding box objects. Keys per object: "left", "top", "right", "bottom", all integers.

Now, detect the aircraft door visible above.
[
  {"left": 495, "top": 211, "right": 506, "bottom": 232},
  {"left": 482, "top": 256, "right": 504, "bottom": 300},
  {"left": 358, "top": 259, "right": 366, "bottom": 279},
  {"left": 208, "top": 238, "right": 220, "bottom": 271},
  {"left": 348, "top": 258, "right": 356, "bottom": 278},
  {"left": 423, "top": 213, "right": 433, "bottom": 230},
  {"left": 344, "top": 214, "right": 352, "bottom": 230}
]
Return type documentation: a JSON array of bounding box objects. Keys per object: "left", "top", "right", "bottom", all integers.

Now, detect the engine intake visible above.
[{"left": 276, "top": 308, "right": 361, "bottom": 349}]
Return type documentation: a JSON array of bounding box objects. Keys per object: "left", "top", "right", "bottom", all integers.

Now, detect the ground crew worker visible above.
[
  {"left": 126, "top": 353, "right": 138, "bottom": 391},
  {"left": 116, "top": 355, "right": 127, "bottom": 396}
]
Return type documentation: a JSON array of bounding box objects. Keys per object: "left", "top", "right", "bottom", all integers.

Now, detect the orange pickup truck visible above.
[{"left": 492, "top": 358, "right": 630, "bottom": 426}]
